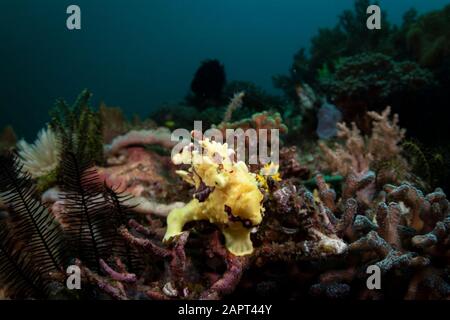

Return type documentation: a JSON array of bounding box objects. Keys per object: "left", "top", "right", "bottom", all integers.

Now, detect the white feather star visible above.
[{"left": 17, "top": 127, "right": 61, "bottom": 178}]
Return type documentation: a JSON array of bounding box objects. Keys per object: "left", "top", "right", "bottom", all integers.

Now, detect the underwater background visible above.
[{"left": 1, "top": 0, "right": 449, "bottom": 139}]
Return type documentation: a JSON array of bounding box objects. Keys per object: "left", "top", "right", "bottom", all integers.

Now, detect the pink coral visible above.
[
  {"left": 104, "top": 128, "right": 175, "bottom": 155},
  {"left": 320, "top": 107, "right": 406, "bottom": 179}
]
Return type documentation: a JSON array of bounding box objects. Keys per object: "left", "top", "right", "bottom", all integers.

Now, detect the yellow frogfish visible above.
[{"left": 163, "top": 138, "right": 264, "bottom": 256}]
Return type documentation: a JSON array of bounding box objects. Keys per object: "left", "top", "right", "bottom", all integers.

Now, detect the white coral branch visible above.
[{"left": 222, "top": 91, "right": 245, "bottom": 123}]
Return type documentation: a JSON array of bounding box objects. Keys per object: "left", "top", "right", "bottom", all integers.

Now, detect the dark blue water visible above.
[{"left": 1, "top": 0, "right": 448, "bottom": 139}]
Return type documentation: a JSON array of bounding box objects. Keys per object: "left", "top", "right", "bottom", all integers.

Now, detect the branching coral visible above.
[
  {"left": 78, "top": 222, "right": 249, "bottom": 300},
  {"left": 278, "top": 146, "right": 310, "bottom": 180},
  {"left": 384, "top": 183, "right": 449, "bottom": 233},
  {"left": 223, "top": 81, "right": 285, "bottom": 121},
  {"left": 222, "top": 91, "right": 245, "bottom": 123},
  {"left": 320, "top": 107, "right": 408, "bottom": 187},
  {"left": 255, "top": 177, "right": 349, "bottom": 266},
  {"left": 314, "top": 175, "right": 449, "bottom": 299}
]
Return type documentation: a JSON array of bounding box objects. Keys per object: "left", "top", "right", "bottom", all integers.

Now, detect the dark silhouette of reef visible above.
[
  {"left": 187, "top": 59, "right": 227, "bottom": 110},
  {"left": 319, "top": 52, "right": 435, "bottom": 132}
]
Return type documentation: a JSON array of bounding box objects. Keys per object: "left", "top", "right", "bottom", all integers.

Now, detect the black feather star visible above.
[
  {"left": 103, "top": 186, "right": 143, "bottom": 273},
  {"left": 0, "top": 153, "right": 67, "bottom": 298},
  {"left": 59, "top": 151, "right": 117, "bottom": 271},
  {"left": 0, "top": 223, "right": 49, "bottom": 299}
]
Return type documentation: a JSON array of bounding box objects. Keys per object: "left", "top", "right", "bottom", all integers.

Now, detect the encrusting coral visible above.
[
  {"left": 164, "top": 137, "right": 264, "bottom": 256},
  {"left": 99, "top": 129, "right": 188, "bottom": 217}
]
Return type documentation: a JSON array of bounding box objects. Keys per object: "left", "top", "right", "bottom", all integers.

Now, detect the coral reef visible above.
[
  {"left": 1, "top": 86, "right": 450, "bottom": 301},
  {"left": 249, "top": 172, "right": 450, "bottom": 299},
  {"left": 320, "top": 53, "right": 435, "bottom": 131},
  {"left": 406, "top": 5, "right": 450, "bottom": 68},
  {"left": 275, "top": 0, "right": 450, "bottom": 158},
  {"left": 2, "top": 1, "right": 450, "bottom": 300}
]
